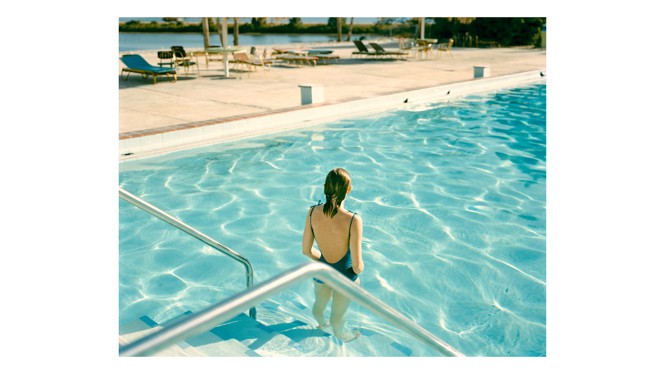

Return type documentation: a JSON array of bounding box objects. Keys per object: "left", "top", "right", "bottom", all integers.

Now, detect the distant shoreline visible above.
[
  {"left": 118, "top": 32, "right": 391, "bottom": 53},
  {"left": 119, "top": 19, "right": 409, "bottom": 37},
  {"left": 118, "top": 17, "right": 381, "bottom": 25}
]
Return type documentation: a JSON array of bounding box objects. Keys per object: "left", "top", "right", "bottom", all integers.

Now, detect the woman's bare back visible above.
[{"left": 310, "top": 205, "right": 354, "bottom": 263}]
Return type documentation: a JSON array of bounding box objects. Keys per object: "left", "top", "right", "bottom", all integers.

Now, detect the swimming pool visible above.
[{"left": 119, "top": 82, "right": 546, "bottom": 356}]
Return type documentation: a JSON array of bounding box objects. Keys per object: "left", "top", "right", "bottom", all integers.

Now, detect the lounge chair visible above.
[
  {"left": 231, "top": 51, "right": 270, "bottom": 78},
  {"left": 171, "top": 46, "right": 199, "bottom": 76},
  {"left": 250, "top": 47, "right": 274, "bottom": 69},
  {"left": 120, "top": 54, "right": 177, "bottom": 84},
  {"left": 272, "top": 47, "right": 289, "bottom": 55},
  {"left": 369, "top": 43, "right": 409, "bottom": 60},
  {"left": 272, "top": 47, "right": 316, "bottom": 66},
  {"left": 352, "top": 40, "right": 379, "bottom": 58},
  {"left": 272, "top": 52, "right": 318, "bottom": 67},
  {"left": 306, "top": 50, "right": 340, "bottom": 64}
]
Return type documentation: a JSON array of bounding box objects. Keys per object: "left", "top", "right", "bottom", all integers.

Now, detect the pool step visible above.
[
  {"left": 119, "top": 316, "right": 205, "bottom": 357},
  {"left": 257, "top": 296, "right": 417, "bottom": 357},
  {"left": 119, "top": 311, "right": 310, "bottom": 357},
  {"left": 120, "top": 299, "right": 416, "bottom": 357},
  {"left": 205, "top": 312, "right": 307, "bottom": 357},
  {"left": 120, "top": 313, "right": 262, "bottom": 357},
  {"left": 347, "top": 327, "right": 415, "bottom": 356}
]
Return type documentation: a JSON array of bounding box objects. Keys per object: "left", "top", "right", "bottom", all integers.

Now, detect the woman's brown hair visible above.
[{"left": 323, "top": 168, "right": 352, "bottom": 218}]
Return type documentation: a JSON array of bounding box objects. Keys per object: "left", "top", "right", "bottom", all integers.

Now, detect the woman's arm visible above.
[
  {"left": 302, "top": 207, "right": 321, "bottom": 261},
  {"left": 350, "top": 215, "right": 364, "bottom": 275}
]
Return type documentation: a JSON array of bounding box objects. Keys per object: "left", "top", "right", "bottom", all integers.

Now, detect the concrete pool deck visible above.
[{"left": 119, "top": 40, "right": 546, "bottom": 158}]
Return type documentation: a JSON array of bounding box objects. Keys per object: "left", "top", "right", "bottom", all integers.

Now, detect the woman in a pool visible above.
[{"left": 302, "top": 168, "right": 364, "bottom": 342}]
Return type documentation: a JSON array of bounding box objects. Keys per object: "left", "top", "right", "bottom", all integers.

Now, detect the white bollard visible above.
[
  {"left": 473, "top": 66, "right": 491, "bottom": 79},
  {"left": 299, "top": 84, "right": 325, "bottom": 105}
]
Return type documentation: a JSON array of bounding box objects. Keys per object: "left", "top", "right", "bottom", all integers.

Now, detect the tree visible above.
[
  {"left": 346, "top": 17, "right": 355, "bottom": 41},
  {"left": 288, "top": 18, "right": 302, "bottom": 28},
  {"left": 377, "top": 17, "right": 396, "bottom": 25},
  {"left": 251, "top": 17, "right": 267, "bottom": 30},
  {"left": 337, "top": 17, "right": 342, "bottom": 42},
  {"left": 202, "top": 17, "right": 211, "bottom": 48},
  {"left": 327, "top": 17, "right": 346, "bottom": 31},
  {"left": 430, "top": 17, "right": 544, "bottom": 47},
  {"left": 375, "top": 17, "right": 400, "bottom": 37},
  {"left": 215, "top": 17, "right": 228, "bottom": 47},
  {"left": 233, "top": 17, "right": 239, "bottom": 46},
  {"left": 472, "top": 17, "right": 544, "bottom": 46}
]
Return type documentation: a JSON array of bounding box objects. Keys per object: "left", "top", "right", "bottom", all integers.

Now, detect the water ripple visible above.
[{"left": 119, "top": 83, "right": 547, "bottom": 356}]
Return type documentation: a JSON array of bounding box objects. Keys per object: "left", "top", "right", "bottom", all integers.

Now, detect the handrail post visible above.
[
  {"left": 119, "top": 187, "right": 256, "bottom": 319},
  {"left": 246, "top": 273, "right": 256, "bottom": 319}
]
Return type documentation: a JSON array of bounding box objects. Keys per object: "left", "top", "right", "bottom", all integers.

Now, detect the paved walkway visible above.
[{"left": 119, "top": 40, "right": 546, "bottom": 138}]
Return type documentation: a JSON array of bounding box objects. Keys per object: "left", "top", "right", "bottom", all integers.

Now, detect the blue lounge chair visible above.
[{"left": 120, "top": 54, "right": 177, "bottom": 84}]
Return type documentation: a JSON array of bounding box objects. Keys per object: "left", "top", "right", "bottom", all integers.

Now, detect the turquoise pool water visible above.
[{"left": 119, "top": 83, "right": 546, "bottom": 356}]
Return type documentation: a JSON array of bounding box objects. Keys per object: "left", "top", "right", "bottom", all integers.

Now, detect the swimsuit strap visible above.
[
  {"left": 309, "top": 202, "right": 322, "bottom": 238},
  {"left": 309, "top": 204, "right": 317, "bottom": 238},
  {"left": 348, "top": 212, "right": 356, "bottom": 242}
]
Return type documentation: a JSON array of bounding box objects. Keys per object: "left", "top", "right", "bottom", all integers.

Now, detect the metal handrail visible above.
[
  {"left": 119, "top": 261, "right": 465, "bottom": 357},
  {"left": 119, "top": 187, "right": 256, "bottom": 318}
]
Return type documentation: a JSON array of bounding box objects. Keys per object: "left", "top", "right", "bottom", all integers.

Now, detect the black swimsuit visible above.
[{"left": 309, "top": 205, "right": 358, "bottom": 283}]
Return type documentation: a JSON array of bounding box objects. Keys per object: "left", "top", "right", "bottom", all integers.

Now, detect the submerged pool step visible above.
[
  {"left": 120, "top": 299, "right": 417, "bottom": 357},
  {"left": 256, "top": 297, "right": 416, "bottom": 357},
  {"left": 207, "top": 312, "right": 307, "bottom": 357},
  {"left": 347, "top": 328, "right": 414, "bottom": 357},
  {"left": 119, "top": 315, "right": 206, "bottom": 357},
  {"left": 184, "top": 327, "right": 260, "bottom": 357},
  {"left": 120, "top": 309, "right": 309, "bottom": 357}
]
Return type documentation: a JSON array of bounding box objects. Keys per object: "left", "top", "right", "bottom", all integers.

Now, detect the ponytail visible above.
[
  {"left": 322, "top": 168, "right": 351, "bottom": 218},
  {"left": 323, "top": 193, "right": 339, "bottom": 218}
]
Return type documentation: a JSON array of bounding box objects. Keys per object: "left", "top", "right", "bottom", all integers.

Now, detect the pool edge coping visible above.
[{"left": 119, "top": 71, "right": 545, "bottom": 161}]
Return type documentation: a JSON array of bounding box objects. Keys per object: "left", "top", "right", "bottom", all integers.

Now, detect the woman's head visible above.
[{"left": 323, "top": 168, "right": 352, "bottom": 218}]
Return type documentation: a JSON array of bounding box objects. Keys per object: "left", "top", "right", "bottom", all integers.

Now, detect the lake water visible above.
[{"left": 119, "top": 32, "right": 379, "bottom": 52}]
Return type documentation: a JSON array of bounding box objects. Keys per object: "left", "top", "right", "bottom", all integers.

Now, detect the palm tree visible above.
[
  {"left": 215, "top": 17, "right": 228, "bottom": 48},
  {"left": 233, "top": 17, "right": 239, "bottom": 46},
  {"left": 337, "top": 17, "right": 342, "bottom": 42},
  {"left": 202, "top": 17, "right": 211, "bottom": 48},
  {"left": 346, "top": 17, "right": 354, "bottom": 41}
]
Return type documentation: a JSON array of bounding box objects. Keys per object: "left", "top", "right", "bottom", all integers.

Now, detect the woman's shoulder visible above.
[
  {"left": 342, "top": 209, "right": 361, "bottom": 222},
  {"left": 349, "top": 211, "right": 362, "bottom": 224},
  {"left": 307, "top": 203, "right": 323, "bottom": 216}
]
